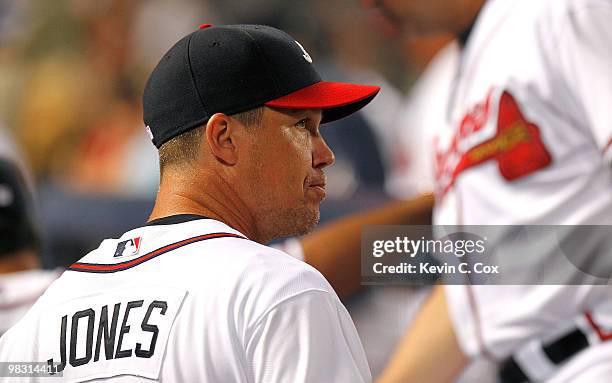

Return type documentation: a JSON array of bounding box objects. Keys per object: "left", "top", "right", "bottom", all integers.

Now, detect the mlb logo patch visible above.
[{"left": 114, "top": 237, "right": 142, "bottom": 257}]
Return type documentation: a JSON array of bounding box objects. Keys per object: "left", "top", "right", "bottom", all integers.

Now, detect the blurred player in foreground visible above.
[
  {"left": 284, "top": 0, "right": 612, "bottom": 382},
  {"left": 0, "top": 131, "right": 60, "bottom": 337},
  {"left": 0, "top": 24, "right": 380, "bottom": 382}
]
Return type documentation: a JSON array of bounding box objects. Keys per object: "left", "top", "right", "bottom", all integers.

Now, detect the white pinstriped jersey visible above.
[
  {"left": 433, "top": 0, "right": 612, "bottom": 226},
  {"left": 0, "top": 216, "right": 371, "bottom": 382},
  {"left": 420, "top": 0, "right": 612, "bottom": 381}
]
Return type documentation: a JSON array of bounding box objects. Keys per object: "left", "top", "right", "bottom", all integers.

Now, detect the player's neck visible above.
[{"left": 149, "top": 172, "right": 260, "bottom": 241}]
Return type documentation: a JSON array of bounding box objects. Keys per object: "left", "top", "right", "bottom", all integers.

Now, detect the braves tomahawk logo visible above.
[
  {"left": 435, "top": 89, "right": 552, "bottom": 197},
  {"left": 114, "top": 237, "right": 142, "bottom": 257},
  {"left": 295, "top": 40, "right": 312, "bottom": 63}
]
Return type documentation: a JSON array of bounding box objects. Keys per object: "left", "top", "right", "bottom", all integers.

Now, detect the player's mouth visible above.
[{"left": 305, "top": 175, "right": 327, "bottom": 201}]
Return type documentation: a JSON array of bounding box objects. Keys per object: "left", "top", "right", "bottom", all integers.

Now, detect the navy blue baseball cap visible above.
[{"left": 143, "top": 24, "right": 380, "bottom": 148}]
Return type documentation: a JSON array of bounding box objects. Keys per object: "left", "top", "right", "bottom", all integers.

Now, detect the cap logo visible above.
[{"left": 295, "top": 40, "right": 312, "bottom": 63}]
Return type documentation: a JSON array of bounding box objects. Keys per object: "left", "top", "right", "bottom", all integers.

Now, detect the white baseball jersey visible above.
[
  {"left": 423, "top": 0, "right": 612, "bottom": 381},
  {"left": 389, "top": 41, "right": 499, "bottom": 383},
  {"left": 0, "top": 269, "right": 61, "bottom": 337},
  {"left": 0, "top": 215, "right": 371, "bottom": 382},
  {"left": 384, "top": 44, "right": 456, "bottom": 200}
]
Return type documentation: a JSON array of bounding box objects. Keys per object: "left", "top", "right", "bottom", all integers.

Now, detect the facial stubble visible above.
[{"left": 247, "top": 146, "right": 320, "bottom": 244}]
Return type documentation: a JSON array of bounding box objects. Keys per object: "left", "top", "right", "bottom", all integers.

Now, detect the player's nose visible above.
[{"left": 312, "top": 136, "right": 335, "bottom": 169}]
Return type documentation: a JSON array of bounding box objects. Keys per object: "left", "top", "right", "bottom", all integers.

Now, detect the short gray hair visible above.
[{"left": 158, "top": 107, "right": 264, "bottom": 173}]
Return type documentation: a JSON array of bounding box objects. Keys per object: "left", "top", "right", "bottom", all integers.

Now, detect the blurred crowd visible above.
[{"left": 0, "top": 0, "right": 451, "bottom": 267}]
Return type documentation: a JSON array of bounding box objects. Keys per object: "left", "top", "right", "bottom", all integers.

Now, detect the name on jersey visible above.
[
  {"left": 434, "top": 89, "right": 552, "bottom": 197},
  {"left": 47, "top": 299, "right": 167, "bottom": 374}
]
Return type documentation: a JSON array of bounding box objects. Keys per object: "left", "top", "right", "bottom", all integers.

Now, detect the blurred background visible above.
[
  {"left": 0, "top": 1, "right": 496, "bottom": 380},
  {"left": 0, "top": 0, "right": 452, "bottom": 268}
]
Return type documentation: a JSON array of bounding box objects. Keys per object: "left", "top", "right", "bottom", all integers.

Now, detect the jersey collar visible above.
[{"left": 146, "top": 214, "right": 213, "bottom": 226}]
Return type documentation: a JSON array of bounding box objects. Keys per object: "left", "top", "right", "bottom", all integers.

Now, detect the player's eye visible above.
[{"left": 295, "top": 119, "right": 308, "bottom": 129}]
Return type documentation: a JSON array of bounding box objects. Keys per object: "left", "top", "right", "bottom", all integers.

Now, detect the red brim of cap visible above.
[{"left": 264, "top": 81, "right": 380, "bottom": 123}]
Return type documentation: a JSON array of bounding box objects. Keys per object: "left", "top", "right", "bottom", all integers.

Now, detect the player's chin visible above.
[
  {"left": 293, "top": 205, "right": 320, "bottom": 236},
  {"left": 299, "top": 210, "right": 320, "bottom": 236}
]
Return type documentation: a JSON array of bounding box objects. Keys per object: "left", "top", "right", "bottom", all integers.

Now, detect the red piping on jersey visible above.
[
  {"left": 604, "top": 138, "right": 612, "bottom": 154},
  {"left": 585, "top": 312, "right": 612, "bottom": 342},
  {"left": 68, "top": 232, "right": 247, "bottom": 273}
]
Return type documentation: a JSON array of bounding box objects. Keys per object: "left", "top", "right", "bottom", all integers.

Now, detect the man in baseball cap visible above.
[
  {"left": 0, "top": 155, "right": 61, "bottom": 337},
  {"left": 0, "top": 24, "right": 378, "bottom": 382},
  {"left": 143, "top": 23, "right": 379, "bottom": 243}
]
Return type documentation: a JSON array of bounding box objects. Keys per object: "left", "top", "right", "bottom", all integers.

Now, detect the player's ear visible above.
[{"left": 204, "top": 113, "right": 238, "bottom": 165}]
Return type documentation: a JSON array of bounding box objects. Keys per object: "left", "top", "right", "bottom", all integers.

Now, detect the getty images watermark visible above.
[
  {"left": 361, "top": 225, "right": 612, "bottom": 285},
  {"left": 371, "top": 235, "right": 498, "bottom": 275}
]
